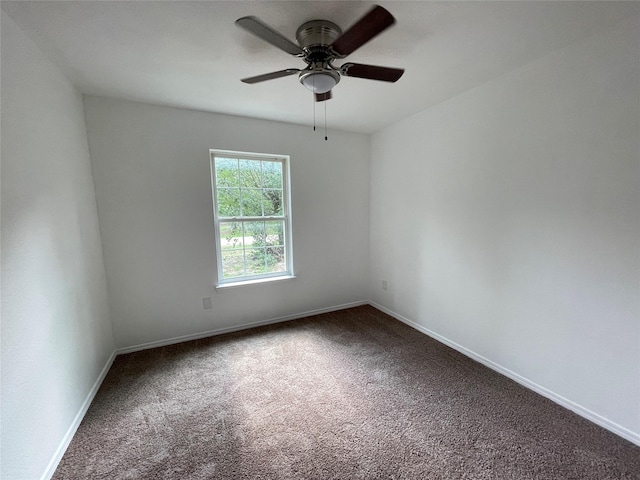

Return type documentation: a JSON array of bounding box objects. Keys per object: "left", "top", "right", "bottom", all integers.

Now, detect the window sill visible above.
[{"left": 215, "top": 275, "right": 296, "bottom": 292}]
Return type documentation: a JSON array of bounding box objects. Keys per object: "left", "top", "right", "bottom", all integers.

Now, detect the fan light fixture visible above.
[{"left": 299, "top": 70, "right": 340, "bottom": 94}]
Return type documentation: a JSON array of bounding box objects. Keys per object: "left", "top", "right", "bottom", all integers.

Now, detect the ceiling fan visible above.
[{"left": 235, "top": 5, "right": 405, "bottom": 102}]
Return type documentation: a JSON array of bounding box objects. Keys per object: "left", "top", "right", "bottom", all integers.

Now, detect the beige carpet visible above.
[{"left": 53, "top": 305, "right": 640, "bottom": 479}]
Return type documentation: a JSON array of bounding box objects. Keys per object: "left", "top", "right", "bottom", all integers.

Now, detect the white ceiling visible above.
[{"left": 3, "top": 1, "right": 639, "bottom": 134}]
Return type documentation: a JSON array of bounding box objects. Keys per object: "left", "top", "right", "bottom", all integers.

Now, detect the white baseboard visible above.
[
  {"left": 41, "top": 350, "right": 117, "bottom": 480},
  {"left": 116, "top": 300, "right": 369, "bottom": 355},
  {"left": 369, "top": 301, "right": 640, "bottom": 447}
]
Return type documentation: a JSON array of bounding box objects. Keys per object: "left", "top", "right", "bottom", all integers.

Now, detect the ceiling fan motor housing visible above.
[
  {"left": 296, "top": 20, "right": 343, "bottom": 93},
  {"left": 295, "top": 20, "right": 342, "bottom": 51}
]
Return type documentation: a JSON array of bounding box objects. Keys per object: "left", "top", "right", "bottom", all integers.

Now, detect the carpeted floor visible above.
[{"left": 53, "top": 305, "right": 640, "bottom": 479}]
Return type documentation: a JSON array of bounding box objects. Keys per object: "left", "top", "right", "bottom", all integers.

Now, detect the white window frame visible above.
[{"left": 210, "top": 149, "right": 294, "bottom": 289}]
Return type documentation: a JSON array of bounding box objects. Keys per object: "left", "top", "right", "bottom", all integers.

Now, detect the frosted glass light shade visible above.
[{"left": 301, "top": 73, "right": 337, "bottom": 94}]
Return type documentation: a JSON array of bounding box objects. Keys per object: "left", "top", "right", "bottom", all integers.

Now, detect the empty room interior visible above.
[{"left": 1, "top": 1, "right": 639, "bottom": 478}]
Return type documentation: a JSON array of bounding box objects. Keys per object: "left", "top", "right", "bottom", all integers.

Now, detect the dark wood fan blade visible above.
[
  {"left": 315, "top": 91, "right": 332, "bottom": 102},
  {"left": 330, "top": 5, "right": 395, "bottom": 57},
  {"left": 236, "top": 16, "right": 304, "bottom": 56},
  {"left": 340, "top": 63, "right": 404, "bottom": 82},
  {"left": 241, "top": 69, "right": 300, "bottom": 84}
]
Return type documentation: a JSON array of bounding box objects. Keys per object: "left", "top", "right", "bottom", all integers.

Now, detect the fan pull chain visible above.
[
  {"left": 312, "top": 76, "right": 317, "bottom": 131},
  {"left": 324, "top": 102, "right": 328, "bottom": 141},
  {"left": 313, "top": 96, "right": 316, "bottom": 131}
]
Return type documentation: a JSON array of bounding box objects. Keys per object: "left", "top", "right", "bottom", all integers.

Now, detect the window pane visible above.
[
  {"left": 263, "top": 189, "right": 283, "bottom": 216},
  {"left": 241, "top": 189, "right": 263, "bottom": 217},
  {"left": 220, "top": 222, "right": 243, "bottom": 249},
  {"left": 245, "top": 248, "right": 268, "bottom": 275},
  {"left": 244, "top": 221, "right": 265, "bottom": 247},
  {"left": 239, "top": 159, "right": 261, "bottom": 189},
  {"left": 265, "top": 221, "right": 284, "bottom": 246},
  {"left": 221, "top": 249, "right": 245, "bottom": 279},
  {"left": 215, "top": 158, "right": 239, "bottom": 187},
  {"left": 266, "top": 246, "right": 286, "bottom": 272},
  {"left": 262, "top": 161, "right": 283, "bottom": 189},
  {"left": 217, "top": 188, "right": 240, "bottom": 217}
]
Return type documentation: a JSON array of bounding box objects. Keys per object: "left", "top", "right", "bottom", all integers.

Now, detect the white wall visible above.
[
  {"left": 1, "top": 12, "right": 116, "bottom": 480},
  {"left": 370, "top": 15, "right": 640, "bottom": 442},
  {"left": 83, "top": 97, "right": 370, "bottom": 349}
]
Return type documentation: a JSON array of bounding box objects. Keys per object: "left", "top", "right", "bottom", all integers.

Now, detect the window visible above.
[{"left": 210, "top": 150, "right": 294, "bottom": 287}]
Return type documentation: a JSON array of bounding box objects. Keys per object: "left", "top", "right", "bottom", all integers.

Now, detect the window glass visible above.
[{"left": 211, "top": 151, "right": 293, "bottom": 285}]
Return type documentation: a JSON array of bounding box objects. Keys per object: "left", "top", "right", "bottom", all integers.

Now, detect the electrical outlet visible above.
[
  {"left": 203, "top": 297, "right": 212, "bottom": 309},
  {"left": 382, "top": 280, "right": 388, "bottom": 291}
]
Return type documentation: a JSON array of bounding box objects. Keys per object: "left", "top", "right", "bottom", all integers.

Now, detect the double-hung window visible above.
[{"left": 210, "top": 150, "right": 294, "bottom": 287}]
